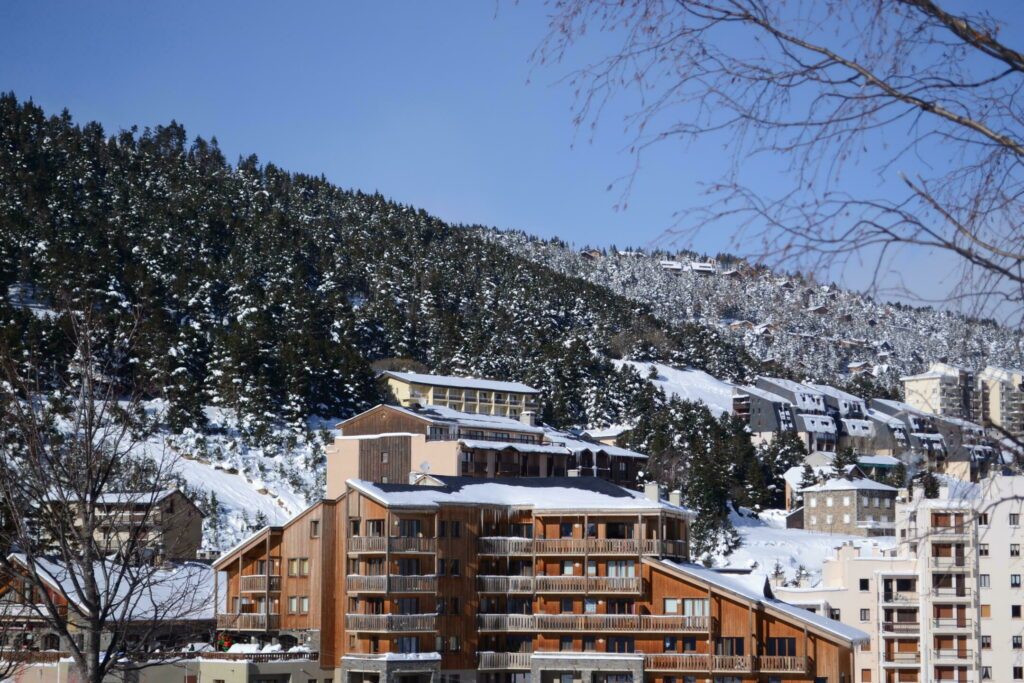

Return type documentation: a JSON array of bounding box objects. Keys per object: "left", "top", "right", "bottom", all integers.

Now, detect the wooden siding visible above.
[
  {"left": 358, "top": 435, "right": 413, "bottom": 483},
  {"left": 341, "top": 405, "right": 430, "bottom": 437}
]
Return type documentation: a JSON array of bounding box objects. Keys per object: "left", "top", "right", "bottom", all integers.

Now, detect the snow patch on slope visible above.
[{"left": 616, "top": 360, "right": 736, "bottom": 416}]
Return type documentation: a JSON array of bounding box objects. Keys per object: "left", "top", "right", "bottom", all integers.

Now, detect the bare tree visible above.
[
  {"left": 0, "top": 309, "right": 212, "bottom": 683},
  {"left": 536, "top": 0, "right": 1024, "bottom": 325}
]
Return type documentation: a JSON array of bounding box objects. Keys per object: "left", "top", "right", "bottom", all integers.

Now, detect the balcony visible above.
[
  {"left": 881, "top": 651, "right": 921, "bottom": 666},
  {"left": 345, "top": 613, "right": 437, "bottom": 632},
  {"left": 534, "top": 576, "right": 643, "bottom": 594},
  {"left": 477, "top": 576, "right": 536, "bottom": 593},
  {"left": 476, "top": 537, "right": 686, "bottom": 557},
  {"left": 758, "top": 656, "right": 809, "bottom": 674},
  {"left": 881, "top": 592, "right": 917, "bottom": 603},
  {"left": 239, "top": 574, "right": 281, "bottom": 593},
  {"left": 880, "top": 622, "right": 920, "bottom": 634},
  {"left": 931, "top": 649, "right": 973, "bottom": 662},
  {"left": 633, "top": 654, "right": 756, "bottom": 673},
  {"left": 930, "top": 557, "right": 970, "bottom": 570},
  {"left": 476, "top": 613, "right": 712, "bottom": 632},
  {"left": 347, "top": 537, "right": 436, "bottom": 554},
  {"left": 478, "top": 537, "right": 534, "bottom": 555},
  {"left": 931, "top": 618, "right": 972, "bottom": 632},
  {"left": 931, "top": 587, "right": 971, "bottom": 600},
  {"left": 216, "top": 612, "right": 280, "bottom": 630},
  {"left": 346, "top": 575, "right": 437, "bottom": 593},
  {"left": 477, "top": 652, "right": 532, "bottom": 670},
  {"left": 931, "top": 525, "right": 971, "bottom": 539}
]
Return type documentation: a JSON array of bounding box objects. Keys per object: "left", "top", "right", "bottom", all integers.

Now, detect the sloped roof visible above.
[
  {"left": 802, "top": 478, "right": 897, "bottom": 493},
  {"left": 650, "top": 559, "right": 869, "bottom": 645},
  {"left": 381, "top": 371, "right": 539, "bottom": 394}
]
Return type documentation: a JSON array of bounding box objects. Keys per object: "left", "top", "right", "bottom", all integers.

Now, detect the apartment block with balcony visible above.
[
  {"left": 901, "top": 363, "right": 977, "bottom": 422},
  {"left": 326, "top": 404, "right": 645, "bottom": 490},
  {"left": 734, "top": 380, "right": 838, "bottom": 453},
  {"left": 380, "top": 371, "right": 540, "bottom": 419},
  {"left": 978, "top": 366, "right": 1024, "bottom": 441},
  {"left": 214, "top": 474, "right": 867, "bottom": 683}
]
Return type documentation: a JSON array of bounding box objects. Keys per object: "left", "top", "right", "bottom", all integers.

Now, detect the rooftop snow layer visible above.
[
  {"left": 346, "top": 476, "right": 692, "bottom": 514},
  {"left": 802, "top": 478, "right": 897, "bottom": 493},
  {"left": 380, "top": 371, "right": 539, "bottom": 394},
  {"left": 654, "top": 559, "right": 869, "bottom": 645}
]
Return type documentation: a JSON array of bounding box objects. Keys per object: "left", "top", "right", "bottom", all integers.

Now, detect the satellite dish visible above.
[{"left": 420, "top": 461, "right": 431, "bottom": 473}]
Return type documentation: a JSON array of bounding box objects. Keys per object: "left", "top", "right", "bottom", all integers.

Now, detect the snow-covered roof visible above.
[
  {"left": 380, "top": 371, "right": 539, "bottom": 394},
  {"left": 651, "top": 559, "right": 869, "bottom": 645},
  {"left": 346, "top": 476, "right": 692, "bottom": 515},
  {"left": 458, "top": 439, "right": 570, "bottom": 456},
  {"left": 393, "top": 404, "right": 545, "bottom": 435},
  {"left": 899, "top": 370, "right": 947, "bottom": 381},
  {"left": 841, "top": 418, "right": 874, "bottom": 438},
  {"left": 782, "top": 465, "right": 859, "bottom": 492},
  {"left": 737, "top": 385, "right": 791, "bottom": 405},
  {"left": 980, "top": 366, "right": 1024, "bottom": 383},
  {"left": 856, "top": 454, "right": 901, "bottom": 467},
  {"left": 802, "top": 478, "right": 897, "bottom": 493},
  {"left": 867, "top": 409, "right": 905, "bottom": 429},
  {"left": 583, "top": 425, "right": 631, "bottom": 440},
  {"left": 796, "top": 414, "right": 837, "bottom": 434},
  {"left": 7, "top": 554, "right": 214, "bottom": 621},
  {"left": 805, "top": 383, "right": 865, "bottom": 406},
  {"left": 544, "top": 428, "right": 648, "bottom": 459}
]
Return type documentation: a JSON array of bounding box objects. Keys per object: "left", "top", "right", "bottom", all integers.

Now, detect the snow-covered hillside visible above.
[
  {"left": 614, "top": 360, "right": 736, "bottom": 416},
  {"left": 718, "top": 509, "right": 897, "bottom": 587},
  {"left": 493, "top": 232, "right": 1024, "bottom": 387}
]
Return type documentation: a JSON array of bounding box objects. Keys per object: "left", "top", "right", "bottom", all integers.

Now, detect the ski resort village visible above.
[{"left": 2, "top": 365, "right": 1023, "bottom": 683}]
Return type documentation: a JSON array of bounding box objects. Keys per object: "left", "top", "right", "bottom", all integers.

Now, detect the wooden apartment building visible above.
[{"left": 215, "top": 472, "right": 866, "bottom": 683}]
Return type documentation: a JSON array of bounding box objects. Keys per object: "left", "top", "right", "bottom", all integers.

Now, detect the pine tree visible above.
[{"left": 830, "top": 447, "right": 860, "bottom": 479}]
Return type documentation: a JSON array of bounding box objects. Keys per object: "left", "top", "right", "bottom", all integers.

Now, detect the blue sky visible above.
[{"left": 0, "top": 1, "right": 1018, "bottom": 306}]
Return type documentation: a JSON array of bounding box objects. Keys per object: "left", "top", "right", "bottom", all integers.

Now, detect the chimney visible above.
[
  {"left": 669, "top": 490, "right": 682, "bottom": 507},
  {"left": 644, "top": 482, "right": 660, "bottom": 502},
  {"left": 520, "top": 410, "right": 537, "bottom": 426}
]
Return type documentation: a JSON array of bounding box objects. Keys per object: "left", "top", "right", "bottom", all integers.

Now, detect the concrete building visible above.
[
  {"left": 901, "top": 363, "right": 977, "bottom": 422},
  {"left": 380, "top": 371, "right": 540, "bottom": 419},
  {"left": 733, "top": 378, "right": 838, "bottom": 453},
  {"left": 777, "top": 473, "right": 1024, "bottom": 683},
  {"left": 978, "top": 366, "right": 1024, "bottom": 441}
]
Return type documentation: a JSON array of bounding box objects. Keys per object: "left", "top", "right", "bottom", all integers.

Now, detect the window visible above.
[
  {"left": 449, "top": 559, "right": 460, "bottom": 576},
  {"left": 1014, "top": 636, "right": 1022, "bottom": 649},
  {"left": 981, "top": 635, "right": 991, "bottom": 649},
  {"left": 825, "top": 514, "right": 833, "bottom": 525},
  {"left": 1013, "top": 544, "right": 1021, "bottom": 557},
  {"left": 437, "top": 559, "right": 446, "bottom": 576},
  {"left": 1015, "top": 666, "right": 1023, "bottom": 680},
  {"left": 560, "top": 598, "right": 573, "bottom": 613},
  {"left": 859, "top": 609, "right": 870, "bottom": 622},
  {"left": 450, "top": 521, "right": 461, "bottom": 538},
  {"left": 859, "top": 578, "right": 869, "bottom": 591},
  {"left": 829, "top": 609, "right": 841, "bottom": 620},
  {"left": 980, "top": 543, "right": 989, "bottom": 557},
  {"left": 843, "top": 496, "right": 850, "bottom": 506},
  {"left": 1014, "top": 605, "right": 1022, "bottom": 619},
  {"left": 1012, "top": 513, "right": 1021, "bottom": 526},
  {"left": 288, "top": 558, "right": 310, "bottom": 576},
  {"left": 562, "top": 560, "right": 574, "bottom": 576},
  {"left": 979, "top": 513, "right": 989, "bottom": 525},
  {"left": 861, "top": 669, "right": 871, "bottom": 682},
  {"left": 664, "top": 636, "right": 678, "bottom": 651},
  {"left": 309, "top": 519, "right": 320, "bottom": 538},
  {"left": 398, "top": 519, "right": 421, "bottom": 537},
  {"left": 981, "top": 604, "right": 991, "bottom": 618},
  {"left": 980, "top": 667, "right": 991, "bottom": 680},
  {"left": 560, "top": 636, "right": 573, "bottom": 651},
  {"left": 980, "top": 574, "right": 991, "bottom": 588},
  {"left": 664, "top": 598, "right": 680, "bottom": 614},
  {"left": 395, "top": 637, "right": 418, "bottom": 654},
  {"left": 380, "top": 451, "right": 388, "bottom": 463},
  {"left": 585, "top": 598, "right": 597, "bottom": 614},
  {"left": 765, "top": 638, "right": 796, "bottom": 657},
  {"left": 826, "top": 497, "right": 834, "bottom": 507},
  {"left": 448, "top": 636, "right": 460, "bottom": 653},
  {"left": 437, "top": 521, "right": 446, "bottom": 537},
  {"left": 809, "top": 498, "right": 817, "bottom": 508},
  {"left": 1014, "top": 574, "right": 1022, "bottom": 588},
  {"left": 583, "top": 636, "right": 596, "bottom": 652},
  {"left": 843, "top": 514, "right": 851, "bottom": 524},
  {"left": 560, "top": 522, "right": 574, "bottom": 538},
  {"left": 810, "top": 516, "right": 818, "bottom": 525},
  {"left": 607, "top": 560, "right": 636, "bottom": 578},
  {"left": 682, "top": 598, "right": 709, "bottom": 617}
]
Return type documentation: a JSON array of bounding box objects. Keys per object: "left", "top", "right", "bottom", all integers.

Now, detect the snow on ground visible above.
[
  {"left": 717, "top": 509, "right": 898, "bottom": 587},
  {"left": 616, "top": 360, "right": 736, "bottom": 416}
]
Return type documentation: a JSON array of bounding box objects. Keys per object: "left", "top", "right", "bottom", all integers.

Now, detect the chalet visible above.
[{"left": 579, "top": 249, "right": 603, "bottom": 260}]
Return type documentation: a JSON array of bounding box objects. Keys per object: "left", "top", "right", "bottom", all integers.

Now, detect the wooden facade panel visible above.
[
  {"left": 341, "top": 406, "right": 429, "bottom": 437},
  {"left": 359, "top": 436, "right": 412, "bottom": 483}
]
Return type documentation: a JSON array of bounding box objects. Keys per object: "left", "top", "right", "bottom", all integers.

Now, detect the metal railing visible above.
[
  {"left": 880, "top": 622, "right": 920, "bottom": 634},
  {"left": 881, "top": 591, "right": 917, "bottom": 603},
  {"left": 930, "top": 556, "right": 969, "bottom": 569},
  {"left": 931, "top": 618, "right": 972, "bottom": 630},
  {"left": 931, "top": 586, "right": 971, "bottom": 598},
  {"left": 477, "top": 537, "right": 686, "bottom": 557},
  {"left": 931, "top": 649, "right": 973, "bottom": 660},
  {"left": 881, "top": 651, "right": 921, "bottom": 664}
]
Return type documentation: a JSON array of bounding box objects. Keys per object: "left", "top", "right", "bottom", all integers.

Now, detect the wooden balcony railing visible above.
[
  {"left": 534, "top": 576, "right": 643, "bottom": 593},
  {"left": 345, "top": 613, "right": 437, "bottom": 632},
  {"left": 239, "top": 575, "right": 281, "bottom": 593},
  {"left": 346, "top": 575, "right": 387, "bottom": 592},
  {"left": 477, "top": 651, "right": 532, "bottom": 670},
  {"left": 347, "top": 536, "right": 437, "bottom": 554},
  {"left": 758, "top": 655, "right": 809, "bottom": 673},
  {"left": 712, "top": 655, "right": 754, "bottom": 673},
  {"left": 642, "top": 654, "right": 713, "bottom": 672},
  {"left": 388, "top": 575, "right": 437, "bottom": 593},
  {"left": 477, "top": 614, "right": 712, "bottom": 632},
  {"left": 216, "top": 613, "right": 280, "bottom": 630},
  {"left": 477, "top": 537, "right": 686, "bottom": 557},
  {"left": 477, "top": 576, "right": 536, "bottom": 593}
]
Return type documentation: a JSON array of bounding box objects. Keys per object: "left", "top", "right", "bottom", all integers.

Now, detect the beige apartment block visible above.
[
  {"left": 901, "top": 363, "right": 976, "bottom": 421},
  {"left": 978, "top": 366, "right": 1024, "bottom": 440},
  {"left": 779, "top": 473, "right": 1024, "bottom": 683},
  {"left": 380, "top": 371, "right": 539, "bottom": 419}
]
